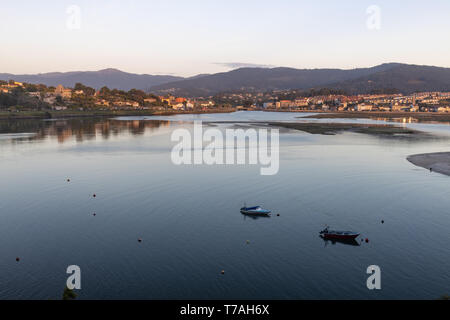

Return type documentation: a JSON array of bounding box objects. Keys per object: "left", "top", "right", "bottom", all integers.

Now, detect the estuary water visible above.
[{"left": 0, "top": 111, "right": 449, "bottom": 299}]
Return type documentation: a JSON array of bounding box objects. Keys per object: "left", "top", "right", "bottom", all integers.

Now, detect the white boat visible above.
[{"left": 240, "top": 206, "right": 271, "bottom": 216}]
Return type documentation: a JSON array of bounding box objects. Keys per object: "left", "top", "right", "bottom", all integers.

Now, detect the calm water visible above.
[{"left": 0, "top": 111, "right": 449, "bottom": 300}]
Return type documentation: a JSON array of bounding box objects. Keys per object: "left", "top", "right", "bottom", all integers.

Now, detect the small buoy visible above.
[
  {"left": 138, "top": 238, "right": 142, "bottom": 243},
  {"left": 221, "top": 270, "right": 225, "bottom": 275},
  {"left": 365, "top": 238, "right": 369, "bottom": 243},
  {"left": 93, "top": 194, "right": 96, "bottom": 198},
  {"left": 246, "top": 240, "right": 250, "bottom": 244},
  {"left": 277, "top": 213, "right": 280, "bottom": 217},
  {"left": 93, "top": 213, "right": 96, "bottom": 216},
  {"left": 16, "top": 257, "right": 20, "bottom": 262},
  {"left": 381, "top": 220, "right": 384, "bottom": 224},
  {"left": 67, "top": 179, "right": 70, "bottom": 182}
]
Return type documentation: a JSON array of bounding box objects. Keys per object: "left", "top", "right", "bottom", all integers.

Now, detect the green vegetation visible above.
[
  {"left": 62, "top": 286, "right": 77, "bottom": 300},
  {"left": 0, "top": 79, "right": 165, "bottom": 114},
  {"left": 74, "top": 82, "right": 96, "bottom": 96},
  {"left": 0, "top": 87, "right": 50, "bottom": 111}
]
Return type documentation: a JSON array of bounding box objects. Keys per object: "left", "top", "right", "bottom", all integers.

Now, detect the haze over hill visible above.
[
  {"left": 0, "top": 68, "right": 183, "bottom": 92},
  {"left": 2, "top": 63, "right": 450, "bottom": 96},
  {"left": 149, "top": 63, "right": 450, "bottom": 96},
  {"left": 330, "top": 64, "right": 450, "bottom": 94}
]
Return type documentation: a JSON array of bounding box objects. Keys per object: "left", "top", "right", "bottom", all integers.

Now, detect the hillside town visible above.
[
  {"left": 216, "top": 90, "right": 450, "bottom": 113},
  {"left": 1, "top": 79, "right": 450, "bottom": 114},
  {"left": 0, "top": 80, "right": 218, "bottom": 113}
]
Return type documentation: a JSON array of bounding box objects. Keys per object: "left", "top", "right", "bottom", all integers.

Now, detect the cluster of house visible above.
[
  {"left": 4, "top": 80, "right": 449, "bottom": 113},
  {"left": 262, "top": 98, "right": 309, "bottom": 109},
  {"left": 159, "top": 95, "right": 215, "bottom": 110},
  {"left": 159, "top": 96, "right": 193, "bottom": 110},
  {"left": 258, "top": 92, "right": 450, "bottom": 113},
  {"left": 94, "top": 98, "right": 140, "bottom": 109},
  {"left": 0, "top": 81, "right": 25, "bottom": 93},
  {"left": 38, "top": 85, "right": 216, "bottom": 111},
  {"left": 1, "top": 81, "right": 212, "bottom": 111}
]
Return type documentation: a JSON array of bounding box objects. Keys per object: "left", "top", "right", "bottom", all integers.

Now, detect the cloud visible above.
[{"left": 214, "top": 62, "right": 276, "bottom": 69}]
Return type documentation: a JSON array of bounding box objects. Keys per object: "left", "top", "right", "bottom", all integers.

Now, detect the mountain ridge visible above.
[
  {"left": 0, "top": 69, "right": 183, "bottom": 91},
  {"left": 149, "top": 63, "right": 450, "bottom": 96},
  {"left": 2, "top": 63, "right": 450, "bottom": 95}
]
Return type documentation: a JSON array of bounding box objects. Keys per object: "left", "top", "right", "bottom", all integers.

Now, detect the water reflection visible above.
[
  {"left": 370, "top": 116, "right": 450, "bottom": 125},
  {"left": 0, "top": 112, "right": 450, "bottom": 299},
  {"left": 0, "top": 118, "right": 171, "bottom": 144},
  {"left": 241, "top": 213, "right": 272, "bottom": 220},
  {"left": 320, "top": 236, "right": 361, "bottom": 247}
]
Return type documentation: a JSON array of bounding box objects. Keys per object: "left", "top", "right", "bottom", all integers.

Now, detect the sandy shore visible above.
[
  {"left": 407, "top": 152, "right": 450, "bottom": 176},
  {"left": 302, "top": 111, "right": 450, "bottom": 123},
  {"left": 266, "top": 122, "right": 427, "bottom": 137}
]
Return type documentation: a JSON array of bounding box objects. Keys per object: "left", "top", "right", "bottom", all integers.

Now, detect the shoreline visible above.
[
  {"left": 3, "top": 109, "right": 450, "bottom": 122},
  {"left": 299, "top": 111, "right": 450, "bottom": 122},
  {"left": 407, "top": 152, "right": 450, "bottom": 176},
  {"left": 0, "top": 109, "right": 236, "bottom": 121}
]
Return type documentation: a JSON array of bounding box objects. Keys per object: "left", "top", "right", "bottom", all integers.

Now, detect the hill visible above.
[
  {"left": 0, "top": 68, "right": 183, "bottom": 91},
  {"left": 149, "top": 63, "right": 450, "bottom": 96},
  {"left": 3, "top": 63, "right": 450, "bottom": 96},
  {"left": 330, "top": 64, "right": 450, "bottom": 94}
]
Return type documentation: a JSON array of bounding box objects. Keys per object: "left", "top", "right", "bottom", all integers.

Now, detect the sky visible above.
[{"left": 1, "top": 0, "right": 450, "bottom": 77}]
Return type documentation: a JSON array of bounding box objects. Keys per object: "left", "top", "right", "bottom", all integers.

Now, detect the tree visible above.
[
  {"left": 74, "top": 83, "right": 84, "bottom": 91},
  {"left": 99, "top": 86, "right": 111, "bottom": 97},
  {"left": 74, "top": 83, "right": 96, "bottom": 96},
  {"left": 24, "top": 83, "right": 38, "bottom": 92},
  {"left": 243, "top": 100, "right": 253, "bottom": 108},
  {"left": 62, "top": 286, "right": 77, "bottom": 300},
  {"left": 55, "top": 96, "right": 64, "bottom": 105},
  {"left": 127, "top": 88, "right": 146, "bottom": 104},
  {"left": 0, "top": 92, "right": 16, "bottom": 108}
]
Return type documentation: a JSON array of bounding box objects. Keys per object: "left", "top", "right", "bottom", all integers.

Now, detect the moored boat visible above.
[
  {"left": 240, "top": 206, "right": 271, "bottom": 216},
  {"left": 320, "top": 236, "right": 360, "bottom": 246},
  {"left": 320, "top": 227, "right": 359, "bottom": 240}
]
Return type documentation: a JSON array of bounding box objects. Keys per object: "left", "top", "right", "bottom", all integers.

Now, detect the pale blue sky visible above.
[{"left": 1, "top": 0, "right": 449, "bottom": 76}]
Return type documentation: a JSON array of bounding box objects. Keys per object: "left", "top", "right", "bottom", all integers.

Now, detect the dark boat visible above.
[
  {"left": 320, "top": 235, "right": 360, "bottom": 246},
  {"left": 320, "top": 227, "right": 359, "bottom": 240}
]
